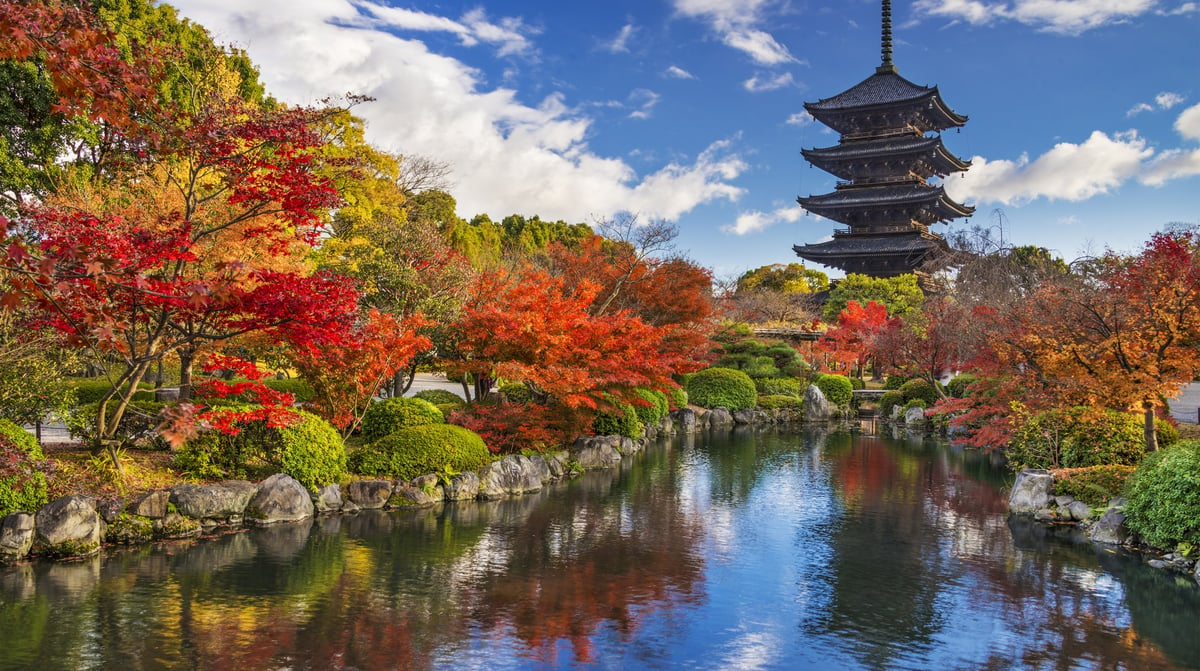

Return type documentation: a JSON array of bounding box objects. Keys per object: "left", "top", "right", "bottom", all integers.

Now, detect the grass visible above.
[{"left": 43, "top": 444, "right": 195, "bottom": 501}]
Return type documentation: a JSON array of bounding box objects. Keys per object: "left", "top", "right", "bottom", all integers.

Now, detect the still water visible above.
[{"left": 2, "top": 428, "right": 1199, "bottom": 670}]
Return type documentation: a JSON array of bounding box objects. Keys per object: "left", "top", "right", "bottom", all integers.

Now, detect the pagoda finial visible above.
[{"left": 877, "top": 0, "right": 897, "bottom": 73}]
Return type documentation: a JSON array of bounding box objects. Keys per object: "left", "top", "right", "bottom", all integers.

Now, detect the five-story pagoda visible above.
[{"left": 793, "top": 0, "right": 973, "bottom": 276}]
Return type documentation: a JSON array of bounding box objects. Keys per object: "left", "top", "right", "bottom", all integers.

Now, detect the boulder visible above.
[
  {"left": 732, "top": 408, "right": 757, "bottom": 425},
  {"left": 34, "top": 495, "right": 102, "bottom": 557},
  {"left": 346, "top": 480, "right": 393, "bottom": 509},
  {"left": 154, "top": 512, "right": 201, "bottom": 539},
  {"left": 904, "top": 406, "right": 927, "bottom": 425},
  {"left": 128, "top": 489, "right": 170, "bottom": 518},
  {"left": 445, "top": 472, "right": 481, "bottom": 501},
  {"left": 390, "top": 483, "right": 440, "bottom": 507},
  {"left": 1090, "top": 505, "right": 1130, "bottom": 545},
  {"left": 170, "top": 481, "right": 258, "bottom": 521},
  {"left": 572, "top": 435, "right": 624, "bottom": 469},
  {"left": 525, "top": 455, "right": 555, "bottom": 483},
  {"left": 96, "top": 497, "right": 124, "bottom": 524},
  {"left": 544, "top": 452, "right": 573, "bottom": 480},
  {"left": 705, "top": 408, "right": 734, "bottom": 428},
  {"left": 246, "top": 473, "right": 314, "bottom": 525},
  {"left": 107, "top": 514, "right": 154, "bottom": 544},
  {"left": 803, "top": 385, "right": 833, "bottom": 422},
  {"left": 314, "top": 484, "right": 343, "bottom": 513},
  {"left": 1066, "top": 500, "right": 1092, "bottom": 522},
  {"left": 673, "top": 408, "right": 698, "bottom": 433},
  {"left": 0, "top": 512, "right": 35, "bottom": 561},
  {"left": 478, "top": 455, "right": 545, "bottom": 500},
  {"left": 1008, "top": 469, "right": 1055, "bottom": 514}
]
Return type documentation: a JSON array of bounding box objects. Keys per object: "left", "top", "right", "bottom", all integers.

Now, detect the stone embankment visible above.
[{"left": 1007, "top": 468, "right": 1200, "bottom": 582}]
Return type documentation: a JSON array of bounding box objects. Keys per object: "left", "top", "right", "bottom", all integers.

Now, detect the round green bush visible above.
[
  {"left": 946, "top": 374, "right": 977, "bottom": 399},
  {"left": 757, "top": 394, "right": 803, "bottom": 410},
  {"left": 815, "top": 374, "right": 854, "bottom": 407},
  {"left": 0, "top": 419, "right": 48, "bottom": 516},
  {"left": 413, "top": 389, "right": 465, "bottom": 408},
  {"left": 741, "top": 356, "right": 780, "bottom": 379},
  {"left": 755, "top": 377, "right": 804, "bottom": 398},
  {"left": 849, "top": 377, "right": 866, "bottom": 390},
  {"left": 592, "top": 401, "right": 643, "bottom": 439},
  {"left": 498, "top": 382, "right": 534, "bottom": 404},
  {"left": 883, "top": 376, "right": 911, "bottom": 391},
  {"left": 898, "top": 378, "right": 939, "bottom": 406},
  {"left": 272, "top": 411, "right": 347, "bottom": 491},
  {"left": 67, "top": 379, "right": 154, "bottom": 406},
  {"left": 667, "top": 387, "right": 688, "bottom": 410},
  {"left": 1007, "top": 407, "right": 1146, "bottom": 471},
  {"left": 263, "top": 377, "right": 317, "bottom": 403},
  {"left": 687, "top": 367, "right": 757, "bottom": 411},
  {"left": 361, "top": 397, "right": 444, "bottom": 442},
  {"left": 349, "top": 424, "right": 491, "bottom": 481},
  {"left": 631, "top": 389, "right": 669, "bottom": 426},
  {"left": 1124, "top": 440, "right": 1200, "bottom": 548},
  {"left": 1156, "top": 417, "right": 1179, "bottom": 448},
  {"left": 879, "top": 390, "right": 904, "bottom": 417},
  {"left": 903, "top": 399, "right": 928, "bottom": 413}
]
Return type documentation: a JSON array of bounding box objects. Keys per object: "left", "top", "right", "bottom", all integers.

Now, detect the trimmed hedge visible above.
[
  {"left": 349, "top": 424, "right": 491, "bottom": 481},
  {"left": 263, "top": 377, "right": 317, "bottom": 403},
  {"left": 879, "top": 390, "right": 904, "bottom": 417},
  {"left": 668, "top": 387, "right": 688, "bottom": 410},
  {"left": 67, "top": 379, "right": 154, "bottom": 405},
  {"left": 631, "top": 389, "right": 669, "bottom": 427},
  {"left": 755, "top": 377, "right": 804, "bottom": 398},
  {"left": 1052, "top": 465, "right": 1136, "bottom": 507},
  {"left": 360, "top": 397, "right": 444, "bottom": 442},
  {"left": 593, "top": 401, "right": 643, "bottom": 439},
  {"left": 946, "top": 374, "right": 976, "bottom": 399},
  {"left": 757, "top": 394, "right": 803, "bottom": 410},
  {"left": 898, "top": 379, "right": 939, "bottom": 406},
  {"left": 687, "top": 367, "right": 757, "bottom": 412},
  {"left": 413, "top": 389, "right": 465, "bottom": 408},
  {"left": 815, "top": 374, "right": 853, "bottom": 407},
  {"left": 0, "top": 419, "right": 48, "bottom": 516},
  {"left": 1124, "top": 440, "right": 1200, "bottom": 548}
]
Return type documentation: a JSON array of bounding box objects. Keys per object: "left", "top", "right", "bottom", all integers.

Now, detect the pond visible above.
[{"left": 2, "top": 427, "right": 1199, "bottom": 670}]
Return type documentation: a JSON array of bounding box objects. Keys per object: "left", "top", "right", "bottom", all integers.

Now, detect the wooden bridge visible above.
[{"left": 751, "top": 327, "right": 822, "bottom": 342}]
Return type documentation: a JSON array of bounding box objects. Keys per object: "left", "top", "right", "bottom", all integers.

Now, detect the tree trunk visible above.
[
  {"left": 1144, "top": 401, "right": 1159, "bottom": 453},
  {"left": 178, "top": 347, "right": 195, "bottom": 401}
]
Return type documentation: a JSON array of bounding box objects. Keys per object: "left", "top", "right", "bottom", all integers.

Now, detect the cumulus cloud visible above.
[
  {"left": 170, "top": 0, "right": 747, "bottom": 224},
  {"left": 786, "top": 111, "right": 814, "bottom": 126},
  {"left": 743, "top": 72, "right": 794, "bottom": 92},
  {"left": 1176, "top": 102, "right": 1200, "bottom": 141},
  {"left": 913, "top": 0, "right": 1158, "bottom": 35},
  {"left": 672, "top": 0, "right": 800, "bottom": 65},
  {"left": 1158, "top": 2, "right": 1199, "bottom": 15},
  {"left": 723, "top": 203, "right": 805, "bottom": 235},
  {"left": 946, "top": 130, "right": 1153, "bottom": 204},
  {"left": 665, "top": 65, "right": 697, "bottom": 79},
  {"left": 1128, "top": 91, "right": 1186, "bottom": 116}
]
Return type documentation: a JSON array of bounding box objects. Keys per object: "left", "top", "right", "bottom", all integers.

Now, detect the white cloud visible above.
[
  {"left": 357, "top": 1, "right": 536, "bottom": 55},
  {"left": 1127, "top": 102, "right": 1154, "bottom": 116},
  {"left": 786, "top": 111, "right": 815, "bottom": 126},
  {"left": 603, "top": 23, "right": 636, "bottom": 53},
  {"left": 946, "top": 130, "right": 1153, "bottom": 204},
  {"left": 723, "top": 203, "right": 804, "bottom": 235},
  {"left": 627, "top": 89, "right": 661, "bottom": 119},
  {"left": 170, "top": 0, "right": 746, "bottom": 224},
  {"left": 665, "top": 65, "right": 697, "bottom": 79},
  {"left": 743, "top": 72, "right": 794, "bottom": 92},
  {"left": 1159, "top": 2, "right": 1199, "bottom": 15},
  {"left": 672, "top": 0, "right": 800, "bottom": 65},
  {"left": 1176, "top": 102, "right": 1200, "bottom": 141},
  {"left": 1141, "top": 148, "right": 1200, "bottom": 185},
  {"left": 1156, "top": 91, "right": 1186, "bottom": 109},
  {"left": 914, "top": 0, "right": 1158, "bottom": 35}
]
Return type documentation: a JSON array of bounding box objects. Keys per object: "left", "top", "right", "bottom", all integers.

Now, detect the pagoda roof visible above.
[
  {"left": 802, "top": 135, "right": 971, "bottom": 178},
  {"left": 793, "top": 231, "right": 951, "bottom": 275},
  {"left": 804, "top": 70, "right": 967, "bottom": 133},
  {"left": 797, "top": 183, "right": 974, "bottom": 225}
]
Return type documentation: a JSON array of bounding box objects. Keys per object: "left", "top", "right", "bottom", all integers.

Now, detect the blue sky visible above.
[{"left": 169, "top": 0, "right": 1200, "bottom": 279}]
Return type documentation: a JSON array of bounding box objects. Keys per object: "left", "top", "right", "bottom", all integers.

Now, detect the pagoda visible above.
[{"left": 793, "top": 0, "right": 973, "bottom": 277}]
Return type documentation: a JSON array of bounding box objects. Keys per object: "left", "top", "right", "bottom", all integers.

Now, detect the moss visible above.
[{"left": 107, "top": 513, "right": 154, "bottom": 544}]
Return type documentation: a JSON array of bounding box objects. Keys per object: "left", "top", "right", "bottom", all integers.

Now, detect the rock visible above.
[
  {"left": 346, "top": 480, "right": 393, "bottom": 509},
  {"left": 96, "top": 497, "right": 124, "bottom": 524},
  {"left": 1034, "top": 508, "right": 1058, "bottom": 522},
  {"left": 526, "top": 455, "right": 554, "bottom": 483},
  {"left": 803, "top": 385, "right": 833, "bottom": 422},
  {"left": 572, "top": 435, "right": 624, "bottom": 470},
  {"left": 154, "top": 512, "right": 201, "bottom": 539},
  {"left": 705, "top": 408, "right": 734, "bottom": 428},
  {"left": 390, "top": 484, "right": 440, "bottom": 507},
  {"left": 1090, "top": 506, "right": 1130, "bottom": 545},
  {"left": 445, "top": 472, "right": 481, "bottom": 501},
  {"left": 1009, "top": 469, "right": 1055, "bottom": 514},
  {"left": 246, "top": 473, "right": 314, "bottom": 525},
  {"left": 656, "top": 415, "right": 676, "bottom": 436},
  {"left": 34, "top": 495, "right": 102, "bottom": 557},
  {"left": 314, "top": 484, "right": 343, "bottom": 513},
  {"left": 1054, "top": 495, "right": 1076, "bottom": 507},
  {"left": 673, "top": 408, "right": 698, "bottom": 433},
  {"left": 155, "top": 387, "right": 180, "bottom": 403},
  {"left": 904, "top": 406, "right": 927, "bottom": 425},
  {"left": 1066, "top": 500, "right": 1092, "bottom": 522},
  {"left": 732, "top": 409, "right": 757, "bottom": 425},
  {"left": 1148, "top": 559, "right": 1171, "bottom": 570},
  {"left": 0, "top": 512, "right": 35, "bottom": 561},
  {"left": 170, "top": 481, "right": 258, "bottom": 521},
  {"left": 1195, "top": 561, "right": 1200, "bottom": 583},
  {"left": 478, "top": 455, "right": 545, "bottom": 500},
  {"left": 128, "top": 490, "right": 170, "bottom": 518},
  {"left": 544, "top": 452, "right": 572, "bottom": 480},
  {"left": 107, "top": 514, "right": 154, "bottom": 544}
]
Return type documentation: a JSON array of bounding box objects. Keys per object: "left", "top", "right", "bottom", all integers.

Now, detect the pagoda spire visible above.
[{"left": 878, "top": 0, "right": 897, "bottom": 74}]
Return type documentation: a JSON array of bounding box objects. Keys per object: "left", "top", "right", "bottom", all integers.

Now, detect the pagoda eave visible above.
[{"left": 793, "top": 231, "right": 951, "bottom": 276}]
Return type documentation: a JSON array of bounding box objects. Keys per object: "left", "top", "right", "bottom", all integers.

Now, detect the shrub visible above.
[
  {"left": 67, "top": 400, "right": 168, "bottom": 449},
  {"left": 1124, "top": 440, "right": 1200, "bottom": 548},
  {"left": 740, "top": 356, "right": 779, "bottom": 379},
  {"left": 631, "top": 389, "right": 669, "bottom": 426},
  {"left": 175, "top": 408, "right": 346, "bottom": 489},
  {"left": 498, "top": 382, "right": 534, "bottom": 404},
  {"left": 757, "top": 394, "right": 803, "bottom": 410},
  {"left": 450, "top": 401, "right": 575, "bottom": 454},
  {"left": 349, "top": 424, "right": 491, "bottom": 481},
  {"left": 360, "top": 397, "right": 444, "bottom": 442},
  {"left": 884, "top": 376, "right": 911, "bottom": 391},
  {"left": 667, "top": 387, "right": 688, "bottom": 410},
  {"left": 687, "top": 367, "right": 757, "bottom": 411},
  {"left": 849, "top": 377, "right": 866, "bottom": 390},
  {"left": 946, "top": 374, "right": 977, "bottom": 399},
  {"left": 0, "top": 419, "right": 48, "bottom": 516},
  {"left": 1007, "top": 406, "right": 1146, "bottom": 471},
  {"left": 1156, "top": 417, "right": 1179, "bottom": 448},
  {"left": 1052, "top": 465, "right": 1137, "bottom": 507},
  {"left": 903, "top": 399, "right": 928, "bottom": 413},
  {"left": 879, "top": 390, "right": 904, "bottom": 417},
  {"left": 413, "top": 389, "right": 465, "bottom": 408},
  {"left": 815, "top": 374, "right": 853, "bottom": 407},
  {"left": 592, "top": 401, "right": 643, "bottom": 439},
  {"left": 898, "top": 379, "right": 939, "bottom": 406},
  {"left": 263, "top": 377, "right": 316, "bottom": 403},
  {"left": 67, "top": 379, "right": 154, "bottom": 405},
  {"left": 756, "top": 377, "right": 804, "bottom": 398}
]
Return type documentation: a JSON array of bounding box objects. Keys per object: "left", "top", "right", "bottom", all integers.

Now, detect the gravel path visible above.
[{"left": 1169, "top": 382, "right": 1200, "bottom": 424}]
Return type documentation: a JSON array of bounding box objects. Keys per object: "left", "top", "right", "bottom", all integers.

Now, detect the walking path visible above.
[{"left": 1170, "top": 382, "right": 1200, "bottom": 424}]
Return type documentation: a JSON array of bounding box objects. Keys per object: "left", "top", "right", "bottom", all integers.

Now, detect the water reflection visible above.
[{"left": 1, "top": 430, "right": 1198, "bottom": 670}]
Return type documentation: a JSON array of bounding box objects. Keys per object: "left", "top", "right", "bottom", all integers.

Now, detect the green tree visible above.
[{"left": 823, "top": 274, "right": 924, "bottom": 322}]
